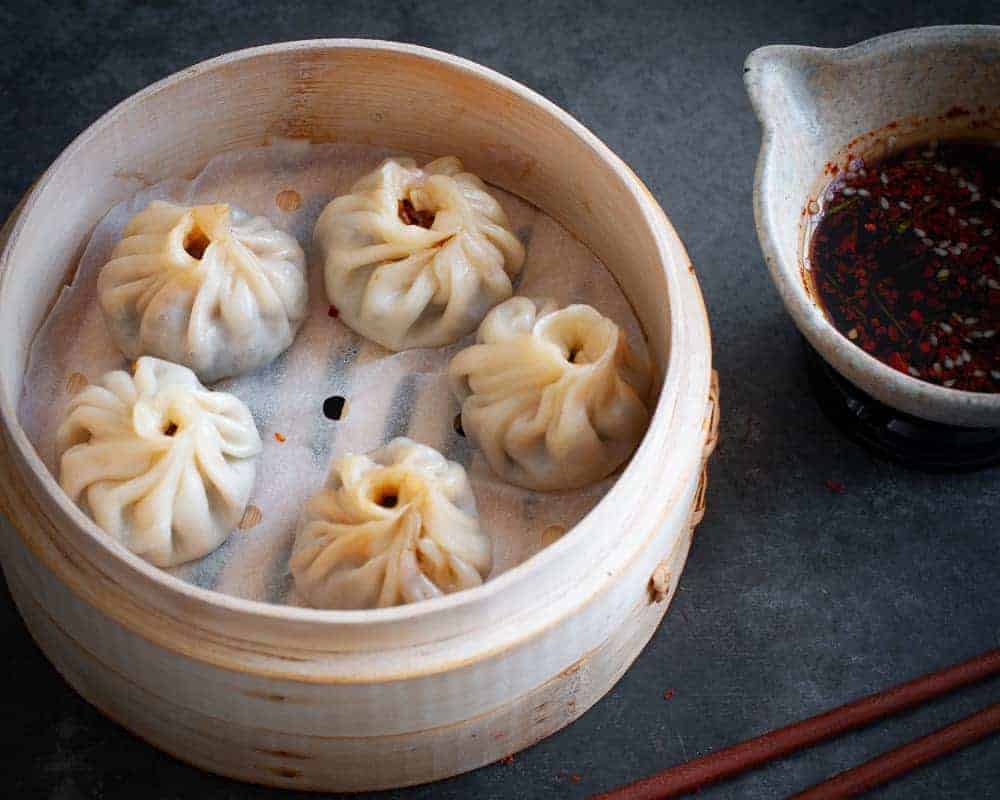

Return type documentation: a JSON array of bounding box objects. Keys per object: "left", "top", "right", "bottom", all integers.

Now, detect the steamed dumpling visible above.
[
  {"left": 57, "top": 357, "right": 262, "bottom": 568},
  {"left": 313, "top": 156, "right": 525, "bottom": 350},
  {"left": 449, "top": 297, "right": 651, "bottom": 491},
  {"left": 291, "top": 437, "right": 491, "bottom": 609},
  {"left": 98, "top": 201, "right": 308, "bottom": 383}
]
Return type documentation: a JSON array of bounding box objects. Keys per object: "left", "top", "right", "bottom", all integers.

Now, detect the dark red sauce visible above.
[{"left": 809, "top": 139, "right": 1000, "bottom": 393}]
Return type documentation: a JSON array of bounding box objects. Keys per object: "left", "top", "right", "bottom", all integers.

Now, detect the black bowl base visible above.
[{"left": 805, "top": 343, "right": 1000, "bottom": 473}]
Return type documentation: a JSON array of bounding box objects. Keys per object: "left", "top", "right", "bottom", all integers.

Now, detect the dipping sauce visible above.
[{"left": 809, "top": 139, "right": 1000, "bottom": 393}]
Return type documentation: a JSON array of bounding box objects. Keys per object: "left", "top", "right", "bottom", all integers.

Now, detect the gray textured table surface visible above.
[{"left": 1, "top": 2, "right": 998, "bottom": 798}]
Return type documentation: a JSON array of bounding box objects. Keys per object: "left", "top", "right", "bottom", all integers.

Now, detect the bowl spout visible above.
[
  {"left": 744, "top": 45, "right": 827, "bottom": 143},
  {"left": 748, "top": 27, "right": 1000, "bottom": 153}
]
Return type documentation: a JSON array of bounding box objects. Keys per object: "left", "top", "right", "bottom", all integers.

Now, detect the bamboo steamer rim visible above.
[{"left": 0, "top": 39, "right": 709, "bottom": 633}]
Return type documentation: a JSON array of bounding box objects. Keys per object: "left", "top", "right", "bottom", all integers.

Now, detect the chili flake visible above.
[
  {"left": 274, "top": 432, "right": 287, "bottom": 443},
  {"left": 809, "top": 139, "right": 1000, "bottom": 393}
]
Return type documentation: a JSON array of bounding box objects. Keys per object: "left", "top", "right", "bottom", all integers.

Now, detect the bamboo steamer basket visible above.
[{"left": 0, "top": 41, "right": 717, "bottom": 791}]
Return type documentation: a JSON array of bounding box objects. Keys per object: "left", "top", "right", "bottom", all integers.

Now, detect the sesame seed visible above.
[
  {"left": 943, "top": 379, "right": 956, "bottom": 387},
  {"left": 944, "top": 357, "right": 955, "bottom": 369},
  {"left": 908, "top": 366, "right": 921, "bottom": 377},
  {"left": 994, "top": 256, "right": 1000, "bottom": 265},
  {"left": 949, "top": 247, "right": 962, "bottom": 256},
  {"left": 880, "top": 197, "right": 889, "bottom": 210},
  {"left": 991, "top": 198, "right": 1000, "bottom": 209},
  {"left": 922, "top": 238, "right": 934, "bottom": 247},
  {"left": 959, "top": 219, "right": 969, "bottom": 227},
  {"left": 967, "top": 183, "right": 978, "bottom": 193},
  {"left": 934, "top": 164, "right": 947, "bottom": 172},
  {"left": 971, "top": 193, "right": 981, "bottom": 202},
  {"left": 857, "top": 188, "right": 870, "bottom": 197},
  {"left": 969, "top": 217, "right": 983, "bottom": 225},
  {"left": 913, "top": 228, "right": 926, "bottom": 238},
  {"left": 880, "top": 172, "right": 889, "bottom": 185},
  {"left": 992, "top": 371, "right": 1000, "bottom": 380},
  {"left": 984, "top": 330, "right": 997, "bottom": 339},
  {"left": 933, "top": 363, "right": 943, "bottom": 373},
  {"left": 966, "top": 317, "right": 979, "bottom": 325},
  {"left": 974, "top": 370, "right": 985, "bottom": 377},
  {"left": 982, "top": 228, "right": 993, "bottom": 236},
  {"left": 930, "top": 334, "right": 939, "bottom": 346},
  {"left": 961, "top": 350, "right": 972, "bottom": 363},
  {"left": 941, "top": 322, "right": 954, "bottom": 334},
  {"left": 899, "top": 200, "right": 911, "bottom": 209},
  {"left": 858, "top": 168, "right": 867, "bottom": 177},
  {"left": 842, "top": 187, "right": 856, "bottom": 196},
  {"left": 847, "top": 328, "right": 858, "bottom": 340},
  {"left": 989, "top": 279, "right": 1000, "bottom": 290},
  {"left": 947, "top": 206, "right": 956, "bottom": 216},
  {"left": 934, "top": 249, "right": 948, "bottom": 257},
  {"left": 923, "top": 195, "right": 933, "bottom": 203}
]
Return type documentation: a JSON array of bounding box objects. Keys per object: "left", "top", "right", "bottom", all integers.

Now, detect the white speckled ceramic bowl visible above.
[{"left": 746, "top": 25, "right": 1000, "bottom": 428}]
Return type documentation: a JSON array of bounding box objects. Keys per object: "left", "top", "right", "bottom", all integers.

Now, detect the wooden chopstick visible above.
[
  {"left": 592, "top": 649, "right": 1000, "bottom": 800},
  {"left": 790, "top": 702, "right": 1000, "bottom": 799},
  {"left": 792, "top": 703, "right": 1000, "bottom": 800}
]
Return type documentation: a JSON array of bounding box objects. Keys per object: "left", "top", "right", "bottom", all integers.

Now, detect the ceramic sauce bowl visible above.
[{"left": 746, "top": 25, "right": 1000, "bottom": 428}]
